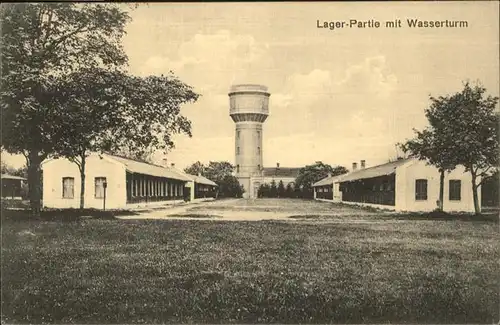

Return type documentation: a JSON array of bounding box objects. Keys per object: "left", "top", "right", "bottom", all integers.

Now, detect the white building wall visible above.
[
  {"left": 42, "top": 155, "right": 127, "bottom": 209},
  {"left": 333, "top": 183, "right": 342, "bottom": 202},
  {"left": 399, "top": 161, "right": 478, "bottom": 213}
]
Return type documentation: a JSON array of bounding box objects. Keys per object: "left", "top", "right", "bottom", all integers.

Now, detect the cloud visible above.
[
  {"left": 269, "top": 56, "right": 398, "bottom": 139},
  {"left": 337, "top": 55, "right": 398, "bottom": 99},
  {"left": 138, "top": 30, "right": 266, "bottom": 89}
]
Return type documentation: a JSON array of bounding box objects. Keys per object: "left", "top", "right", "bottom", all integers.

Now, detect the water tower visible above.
[{"left": 228, "top": 84, "right": 270, "bottom": 198}]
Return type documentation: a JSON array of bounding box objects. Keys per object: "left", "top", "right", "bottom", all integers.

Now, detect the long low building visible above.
[
  {"left": 313, "top": 158, "right": 479, "bottom": 213},
  {"left": 182, "top": 172, "right": 218, "bottom": 202},
  {"left": 41, "top": 153, "right": 217, "bottom": 209},
  {"left": 1, "top": 174, "right": 27, "bottom": 199}
]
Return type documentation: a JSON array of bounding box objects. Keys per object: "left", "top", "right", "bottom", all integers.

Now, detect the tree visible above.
[
  {"left": 1, "top": 161, "right": 17, "bottom": 175},
  {"left": 403, "top": 81, "right": 499, "bottom": 214},
  {"left": 218, "top": 175, "right": 244, "bottom": 198},
  {"left": 285, "top": 183, "right": 293, "bottom": 198},
  {"left": 53, "top": 69, "right": 198, "bottom": 209},
  {"left": 269, "top": 180, "right": 277, "bottom": 198},
  {"left": 184, "top": 161, "right": 243, "bottom": 198},
  {"left": 110, "top": 146, "right": 155, "bottom": 164},
  {"left": 400, "top": 128, "right": 458, "bottom": 211},
  {"left": 277, "top": 180, "right": 285, "bottom": 198},
  {"left": 295, "top": 162, "right": 348, "bottom": 198},
  {"left": 258, "top": 183, "right": 270, "bottom": 198},
  {"left": 205, "top": 161, "right": 234, "bottom": 183},
  {"left": 1, "top": 3, "right": 130, "bottom": 215},
  {"left": 184, "top": 161, "right": 206, "bottom": 176}
]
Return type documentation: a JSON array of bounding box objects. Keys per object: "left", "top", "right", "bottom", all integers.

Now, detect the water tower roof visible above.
[{"left": 229, "top": 84, "right": 269, "bottom": 95}]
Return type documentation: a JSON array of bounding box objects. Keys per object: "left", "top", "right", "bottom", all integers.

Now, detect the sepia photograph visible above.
[{"left": 1, "top": 1, "right": 499, "bottom": 324}]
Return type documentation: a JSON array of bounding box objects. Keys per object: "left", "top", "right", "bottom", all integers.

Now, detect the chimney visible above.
[
  {"left": 171, "top": 163, "right": 175, "bottom": 168},
  {"left": 360, "top": 160, "right": 366, "bottom": 169},
  {"left": 352, "top": 162, "right": 358, "bottom": 171}
]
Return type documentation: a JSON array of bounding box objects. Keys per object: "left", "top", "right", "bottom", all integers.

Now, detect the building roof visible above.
[
  {"left": 1, "top": 174, "right": 26, "bottom": 180},
  {"left": 339, "top": 158, "right": 412, "bottom": 183},
  {"left": 185, "top": 174, "right": 218, "bottom": 187},
  {"left": 105, "top": 154, "right": 192, "bottom": 182},
  {"left": 262, "top": 167, "right": 300, "bottom": 178},
  {"left": 312, "top": 173, "right": 347, "bottom": 187}
]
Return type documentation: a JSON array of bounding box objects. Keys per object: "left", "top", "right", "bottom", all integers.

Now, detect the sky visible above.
[{"left": 3, "top": 1, "right": 499, "bottom": 170}]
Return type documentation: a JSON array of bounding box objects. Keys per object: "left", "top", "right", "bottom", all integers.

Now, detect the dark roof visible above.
[
  {"left": 105, "top": 154, "right": 192, "bottom": 181},
  {"left": 262, "top": 167, "right": 301, "bottom": 178},
  {"left": 339, "top": 158, "right": 412, "bottom": 183},
  {"left": 1, "top": 174, "right": 26, "bottom": 180},
  {"left": 312, "top": 173, "right": 347, "bottom": 187},
  {"left": 186, "top": 174, "right": 218, "bottom": 186}
]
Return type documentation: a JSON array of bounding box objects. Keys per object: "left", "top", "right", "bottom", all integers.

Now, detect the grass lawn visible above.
[{"left": 1, "top": 212, "right": 499, "bottom": 323}]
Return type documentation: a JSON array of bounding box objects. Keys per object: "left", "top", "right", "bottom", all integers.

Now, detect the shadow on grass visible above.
[
  {"left": 166, "top": 214, "right": 222, "bottom": 219},
  {"left": 1, "top": 208, "right": 140, "bottom": 222},
  {"left": 289, "top": 210, "right": 499, "bottom": 222}
]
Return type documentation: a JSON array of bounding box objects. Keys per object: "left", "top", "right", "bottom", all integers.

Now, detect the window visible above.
[
  {"left": 236, "top": 147, "right": 240, "bottom": 155},
  {"left": 237, "top": 130, "right": 240, "bottom": 139},
  {"left": 257, "top": 147, "right": 261, "bottom": 155},
  {"left": 257, "top": 164, "right": 261, "bottom": 170},
  {"left": 62, "top": 177, "right": 74, "bottom": 199},
  {"left": 449, "top": 180, "right": 461, "bottom": 201},
  {"left": 257, "top": 131, "right": 261, "bottom": 140},
  {"left": 236, "top": 165, "right": 240, "bottom": 173},
  {"left": 95, "top": 177, "right": 107, "bottom": 199},
  {"left": 415, "top": 179, "right": 428, "bottom": 200}
]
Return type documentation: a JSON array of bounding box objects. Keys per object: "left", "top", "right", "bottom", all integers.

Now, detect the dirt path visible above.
[{"left": 116, "top": 198, "right": 394, "bottom": 222}]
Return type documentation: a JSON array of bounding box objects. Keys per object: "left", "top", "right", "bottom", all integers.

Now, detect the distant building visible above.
[
  {"left": 229, "top": 84, "right": 300, "bottom": 198},
  {"left": 261, "top": 165, "right": 300, "bottom": 187},
  {"left": 41, "top": 153, "right": 217, "bottom": 209},
  {"left": 313, "top": 158, "right": 478, "bottom": 213},
  {"left": 1, "top": 174, "right": 26, "bottom": 199},
  {"left": 178, "top": 172, "right": 218, "bottom": 202}
]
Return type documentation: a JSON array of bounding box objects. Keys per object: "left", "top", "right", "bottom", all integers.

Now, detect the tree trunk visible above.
[
  {"left": 79, "top": 158, "right": 86, "bottom": 210},
  {"left": 438, "top": 169, "right": 444, "bottom": 211},
  {"left": 27, "top": 151, "right": 42, "bottom": 217},
  {"left": 471, "top": 172, "right": 481, "bottom": 215}
]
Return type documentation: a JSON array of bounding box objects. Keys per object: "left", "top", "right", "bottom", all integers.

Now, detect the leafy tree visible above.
[
  {"left": 277, "top": 180, "right": 285, "bottom": 198},
  {"left": 184, "top": 161, "right": 206, "bottom": 176},
  {"left": 400, "top": 128, "right": 458, "bottom": 211},
  {"left": 1, "top": 3, "right": 130, "bottom": 215},
  {"left": 1, "top": 161, "right": 17, "bottom": 175},
  {"left": 258, "top": 183, "right": 270, "bottom": 198},
  {"left": 110, "top": 146, "right": 155, "bottom": 164},
  {"left": 1, "top": 161, "right": 27, "bottom": 178},
  {"left": 110, "top": 73, "right": 198, "bottom": 157},
  {"left": 205, "top": 161, "right": 234, "bottom": 182},
  {"left": 57, "top": 70, "right": 198, "bottom": 209},
  {"left": 51, "top": 68, "right": 125, "bottom": 209},
  {"left": 403, "top": 81, "right": 498, "bottom": 214},
  {"left": 218, "top": 175, "right": 244, "bottom": 198},
  {"left": 269, "top": 180, "right": 277, "bottom": 198},
  {"left": 184, "top": 161, "right": 243, "bottom": 198},
  {"left": 285, "top": 183, "right": 293, "bottom": 198},
  {"left": 257, "top": 184, "right": 264, "bottom": 198},
  {"left": 295, "top": 162, "right": 348, "bottom": 196}
]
